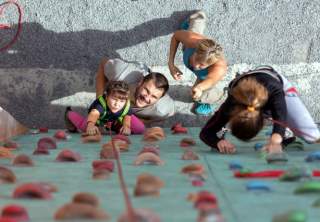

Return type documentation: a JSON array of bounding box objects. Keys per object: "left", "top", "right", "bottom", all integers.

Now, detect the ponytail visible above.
[{"left": 229, "top": 77, "right": 268, "bottom": 141}]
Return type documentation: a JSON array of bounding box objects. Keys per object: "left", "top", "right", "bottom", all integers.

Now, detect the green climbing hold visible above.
[
  {"left": 285, "top": 141, "right": 304, "bottom": 151},
  {"left": 266, "top": 152, "right": 288, "bottom": 164},
  {"left": 279, "top": 167, "right": 311, "bottom": 182},
  {"left": 238, "top": 168, "right": 253, "bottom": 174},
  {"left": 312, "top": 198, "right": 320, "bottom": 207},
  {"left": 294, "top": 181, "right": 320, "bottom": 194},
  {"left": 272, "top": 210, "right": 307, "bottom": 222}
]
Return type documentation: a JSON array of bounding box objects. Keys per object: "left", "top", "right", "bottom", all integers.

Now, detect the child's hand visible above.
[
  {"left": 217, "top": 139, "right": 236, "bottom": 154},
  {"left": 86, "top": 123, "right": 100, "bottom": 136},
  {"left": 120, "top": 125, "right": 131, "bottom": 136}
]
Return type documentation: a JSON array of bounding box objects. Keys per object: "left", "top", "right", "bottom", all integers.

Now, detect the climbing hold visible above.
[
  {"left": 3, "top": 141, "right": 19, "bottom": 149},
  {"left": 112, "top": 134, "right": 131, "bottom": 144},
  {"left": 92, "top": 160, "right": 114, "bottom": 172},
  {"left": 72, "top": 192, "right": 100, "bottom": 208},
  {"left": 54, "top": 130, "right": 68, "bottom": 140},
  {"left": 81, "top": 133, "right": 102, "bottom": 143},
  {"left": 0, "top": 204, "right": 29, "bottom": 222},
  {"left": 254, "top": 143, "right": 264, "bottom": 151},
  {"left": 305, "top": 151, "right": 320, "bottom": 162},
  {"left": 266, "top": 152, "right": 288, "bottom": 164},
  {"left": 0, "top": 147, "right": 14, "bottom": 158},
  {"left": 143, "top": 127, "right": 165, "bottom": 142},
  {"left": 181, "top": 149, "right": 199, "bottom": 160},
  {"left": 102, "top": 139, "right": 129, "bottom": 152},
  {"left": 171, "top": 123, "right": 188, "bottom": 134},
  {"left": 312, "top": 198, "right": 320, "bottom": 207},
  {"left": 246, "top": 181, "right": 271, "bottom": 191},
  {"left": 13, "top": 183, "right": 52, "bottom": 200},
  {"left": 180, "top": 138, "right": 196, "bottom": 147},
  {"left": 272, "top": 210, "right": 307, "bottom": 222},
  {"left": 0, "top": 166, "right": 16, "bottom": 184},
  {"left": 55, "top": 149, "right": 82, "bottom": 162},
  {"left": 294, "top": 181, "right": 320, "bottom": 194},
  {"left": 134, "top": 173, "right": 164, "bottom": 197},
  {"left": 279, "top": 167, "right": 311, "bottom": 182},
  {"left": 33, "top": 146, "right": 50, "bottom": 155},
  {"left": 54, "top": 203, "right": 109, "bottom": 220},
  {"left": 192, "top": 191, "right": 218, "bottom": 210},
  {"left": 37, "top": 137, "right": 57, "bottom": 150},
  {"left": 138, "top": 146, "right": 160, "bottom": 156},
  {"left": 134, "top": 152, "right": 164, "bottom": 166},
  {"left": 118, "top": 208, "right": 161, "bottom": 222},
  {"left": 181, "top": 163, "right": 205, "bottom": 176},
  {"left": 39, "top": 127, "right": 49, "bottom": 133},
  {"left": 229, "top": 160, "right": 243, "bottom": 170},
  {"left": 284, "top": 141, "right": 304, "bottom": 151},
  {"left": 12, "top": 154, "right": 34, "bottom": 167}
]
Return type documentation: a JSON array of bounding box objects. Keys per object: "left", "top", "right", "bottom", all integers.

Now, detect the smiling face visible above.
[
  {"left": 106, "top": 93, "right": 127, "bottom": 113},
  {"left": 134, "top": 80, "right": 164, "bottom": 108}
]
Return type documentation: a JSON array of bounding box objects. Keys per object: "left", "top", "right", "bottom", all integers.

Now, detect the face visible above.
[
  {"left": 192, "top": 54, "right": 211, "bottom": 70},
  {"left": 135, "top": 80, "right": 164, "bottom": 108},
  {"left": 106, "top": 94, "right": 127, "bottom": 113}
]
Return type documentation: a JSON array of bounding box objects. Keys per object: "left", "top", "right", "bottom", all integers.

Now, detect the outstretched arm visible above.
[{"left": 168, "top": 30, "right": 204, "bottom": 80}]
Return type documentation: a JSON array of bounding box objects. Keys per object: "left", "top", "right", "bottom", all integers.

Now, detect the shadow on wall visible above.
[
  {"left": 0, "top": 10, "right": 197, "bottom": 70},
  {"left": 0, "top": 10, "right": 210, "bottom": 128}
]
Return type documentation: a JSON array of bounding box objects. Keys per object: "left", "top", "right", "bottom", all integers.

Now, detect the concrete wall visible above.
[{"left": 1, "top": 0, "right": 320, "bottom": 128}]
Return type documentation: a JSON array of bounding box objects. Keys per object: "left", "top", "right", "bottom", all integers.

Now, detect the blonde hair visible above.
[
  {"left": 229, "top": 77, "right": 269, "bottom": 141},
  {"left": 195, "top": 39, "right": 223, "bottom": 65}
]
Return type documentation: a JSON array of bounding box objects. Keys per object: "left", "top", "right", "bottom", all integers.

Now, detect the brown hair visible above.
[
  {"left": 142, "top": 72, "right": 169, "bottom": 97},
  {"left": 229, "top": 77, "right": 269, "bottom": 141},
  {"left": 105, "top": 81, "right": 129, "bottom": 100},
  {"left": 195, "top": 39, "right": 223, "bottom": 65}
]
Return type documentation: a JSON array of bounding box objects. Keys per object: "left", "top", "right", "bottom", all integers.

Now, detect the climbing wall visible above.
[{"left": 0, "top": 127, "right": 319, "bottom": 221}]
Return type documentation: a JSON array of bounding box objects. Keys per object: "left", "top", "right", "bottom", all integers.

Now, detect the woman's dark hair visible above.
[
  {"left": 142, "top": 72, "right": 169, "bottom": 97},
  {"left": 229, "top": 77, "right": 269, "bottom": 141},
  {"left": 105, "top": 81, "right": 129, "bottom": 100}
]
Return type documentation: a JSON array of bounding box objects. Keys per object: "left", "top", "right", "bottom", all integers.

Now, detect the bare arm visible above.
[
  {"left": 194, "top": 58, "right": 228, "bottom": 91},
  {"left": 123, "top": 115, "right": 131, "bottom": 128},
  {"left": 95, "top": 58, "right": 109, "bottom": 98},
  {"left": 87, "top": 109, "right": 100, "bottom": 125},
  {"left": 168, "top": 30, "right": 205, "bottom": 80}
]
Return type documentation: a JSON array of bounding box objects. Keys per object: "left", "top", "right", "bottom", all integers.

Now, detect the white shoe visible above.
[{"left": 188, "top": 10, "right": 207, "bottom": 35}]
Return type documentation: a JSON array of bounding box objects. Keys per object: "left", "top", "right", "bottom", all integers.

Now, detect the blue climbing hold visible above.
[
  {"left": 254, "top": 143, "right": 264, "bottom": 151},
  {"left": 246, "top": 181, "right": 271, "bottom": 191},
  {"left": 229, "top": 160, "right": 243, "bottom": 170},
  {"left": 305, "top": 151, "right": 320, "bottom": 162}
]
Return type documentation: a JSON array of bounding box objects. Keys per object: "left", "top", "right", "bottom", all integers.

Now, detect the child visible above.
[
  {"left": 65, "top": 81, "right": 145, "bottom": 135},
  {"left": 200, "top": 66, "right": 320, "bottom": 154}
]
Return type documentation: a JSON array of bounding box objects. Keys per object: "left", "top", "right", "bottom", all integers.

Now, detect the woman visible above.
[
  {"left": 200, "top": 66, "right": 320, "bottom": 154},
  {"left": 168, "top": 11, "right": 227, "bottom": 115}
]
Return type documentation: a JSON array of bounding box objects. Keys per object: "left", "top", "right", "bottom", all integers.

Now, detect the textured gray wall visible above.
[{"left": 1, "top": 0, "right": 320, "bottom": 128}]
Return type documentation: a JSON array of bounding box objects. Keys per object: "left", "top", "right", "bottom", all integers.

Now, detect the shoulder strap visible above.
[
  {"left": 117, "top": 100, "right": 131, "bottom": 123},
  {"left": 97, "top": 95, "right": 108, "bottom": 125},
  {"left": 229, "top": 66, "right": 282, "bottom": 90}
]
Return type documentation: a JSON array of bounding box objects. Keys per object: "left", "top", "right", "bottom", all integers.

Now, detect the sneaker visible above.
[
  {"left": 194, "top": 102, "right": 213, "bottom": 115},
  {"left": 188, "top": 10, "right": 207, "bottom": 34},
  {"left": 64, "top": 107, "right": 78, "bottom": 133}
]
